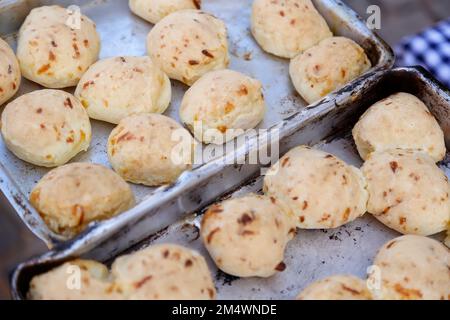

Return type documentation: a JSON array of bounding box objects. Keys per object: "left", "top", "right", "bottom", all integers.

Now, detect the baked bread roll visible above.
[
  {"left": 28, "top": 260, "right": 116, "bottom": 300},
  {"left": 1, "top": 89, "right": 91, "bottom": 167},
  {"left": 111, "top": 244, "right": 216, "bottom": 300},
  {"left": 147, "top": 10, "right": 229, "bottom": 86},
  {"left": 371, "top": 235, "right": 450, "bottom": 300},
  {"left": 129, "top": 0, "right": 201, "bottom": 24},
  {"left": 107, "top": 114, "right": 195, "bottom": 186},
  {"left": 263, "top": 146, "right": 368, "bottom": 229},
  {"left": 201, "top": 194, "right": 296, "bottom": 277},
  {"left": 0, "top": 37, "right": 21, "bottom": 105},
  {"left": 16, "top": 5, "right": 100, "bottom": 88},
  {"left": 362, "top": 149, "right": 449, "bottom": 236},
  {"left": 251, "top": 0, "right": 332, "bottom": 58},
  {"left": 353, "top": 92, "right": 446, "bottom": 161},
  {"left": 75, "top": 56, "right": 171, "bottom": 124},
  {"left": 180, "top": 69, "right": 265, "bottom": 144},
  {"left": 30, "top": 162, "right": 135, "bottom": 236},
  {"left": 289, "top": 37, "right": 371, "bottom": 104},
  {"left": 297, "top": 275, "right": 372, "bottom": 300}
]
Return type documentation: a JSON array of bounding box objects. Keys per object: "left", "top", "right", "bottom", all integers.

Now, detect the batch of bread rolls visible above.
[
  {"left": 199, "top": 89, "right": 450, "bottom": 299},
  {"left": 0, "top": 0, "right": 447, "bottom": 300},
  {"left": 0, "top": 0, "right": 372, "bottom": 235}
]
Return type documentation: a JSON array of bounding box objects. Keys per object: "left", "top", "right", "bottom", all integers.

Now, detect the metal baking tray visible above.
[
  {"left": 0, "top": 0, "right": 394, "bottom": 247},
  {"left": 11, "top": 66, "right": 450, "bottom": 299}
]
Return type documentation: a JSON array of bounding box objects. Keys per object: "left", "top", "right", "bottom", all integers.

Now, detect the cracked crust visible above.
[
  {"left": 353, "top": 92, "right": 446, "bottom": 161},
  {"left": 1, "top": 89, "right": 91, "bottom": 167},
  {"left": 362, "top": 149, "right": 449, "bottom": 236},
  {"left": 30, "top": 162, "right": 135, "bottom": 236},
  {"left": 289, "top": 37, "right": 371, "bottom": 104},
  {"left": 264, "top": 146, "right": 368, "bottom": 229},
  {"left": 251, "top": 0, "right": 332, "bottom": 58},
  {"left": 146, "top": 9, "right": 229, "bottom": 86},
  {"left": 180, "top": 69, "right": 265, "bottom": 144},
  {"left": 17, "top": 5, "right": 100, "bottom": 88},
  {"left": 372, "top": 235, "right": 450, "bottom": 300},
  {"left": 201, "top": 194, "right": 296, "bottom": 277},
  {"left": 75, "top": 56, "right": 171, "bottom": 124},
  {"left": 107, "top": 114, "right": 195, "bottom": 186}
]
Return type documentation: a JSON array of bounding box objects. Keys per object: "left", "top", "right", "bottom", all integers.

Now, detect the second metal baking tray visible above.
[
  {"left": 0, "top": 0, "right": 393, "bottom": 247},
  {"left": 11, "top": 67, "right": 450, "bottom": 299}
]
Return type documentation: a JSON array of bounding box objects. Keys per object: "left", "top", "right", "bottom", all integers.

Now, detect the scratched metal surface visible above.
[
  {"left": 0, "top": 0, "right": 393, "bottom": 246},
  {"left": 11, "top": 67, "right": 450, "bottom": 299}
]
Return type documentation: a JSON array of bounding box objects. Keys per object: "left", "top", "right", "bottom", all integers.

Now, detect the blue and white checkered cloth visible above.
[{"left": 395, "top": 18, "right": 450, "bottom": 88}]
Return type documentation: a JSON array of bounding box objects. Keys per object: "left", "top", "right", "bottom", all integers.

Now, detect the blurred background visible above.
[
  {"left": 346, "top": 0, "right": 450, "bottom": 46},
  {"left": 1, "top": 0, "right": 450, "bottom": 299}
]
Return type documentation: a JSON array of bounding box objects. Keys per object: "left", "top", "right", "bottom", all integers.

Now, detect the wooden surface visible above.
[{"left": 1, "top": 0, "right": 449, "bottom": 300}]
